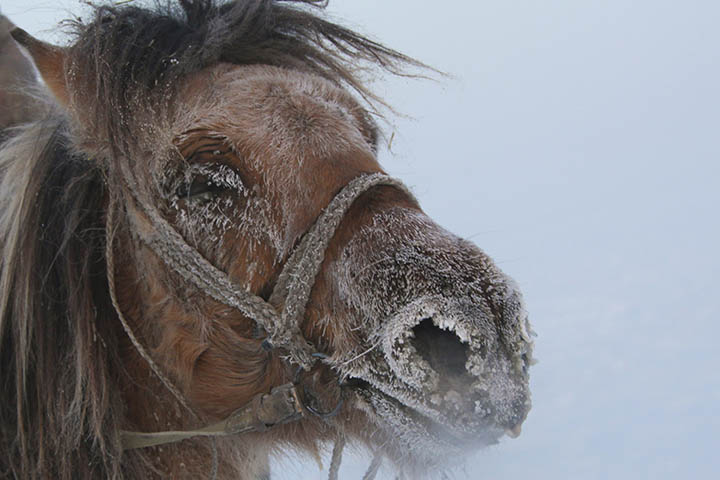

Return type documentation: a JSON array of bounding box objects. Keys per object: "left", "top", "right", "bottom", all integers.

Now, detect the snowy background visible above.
[{"left": 3, "top": 1, "right": 718, "bottom": 478}]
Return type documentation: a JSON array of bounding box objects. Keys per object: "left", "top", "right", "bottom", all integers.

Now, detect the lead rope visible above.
[
  {"left": 327, "top": 434, "right": 346, "bottom": 480},
  {"left": 362, "top": 453, "right": 383, "bottom": 480},
  {"left": 328, "top": 436, "right": 382, "bottom": 480},
  {"left": 105, "top": 202, "right": 220, "bottom": 479}
]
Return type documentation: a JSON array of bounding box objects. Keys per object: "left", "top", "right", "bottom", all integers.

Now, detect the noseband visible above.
[{"left": 111, "top": 172, "right": 413, "bottom": 452}]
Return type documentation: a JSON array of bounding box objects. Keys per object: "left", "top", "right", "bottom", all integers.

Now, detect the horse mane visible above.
[
  {"left": 0, "top": 117, "right": 141, "bottom": 478},
  {"left": 0, "top": 1, "right": 422, "bottom": 478}
]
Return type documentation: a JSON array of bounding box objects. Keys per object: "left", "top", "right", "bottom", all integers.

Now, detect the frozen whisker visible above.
[
  {"left": 337, "top": 339, "right": 383, "bottom": 368},
  {"left": 346, "top": 253, "right": 396, "bottom": 277}
]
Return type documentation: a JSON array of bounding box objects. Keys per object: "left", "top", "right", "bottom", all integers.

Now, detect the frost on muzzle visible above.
[{"left": 330, "top": 208, "right": 534, "bottom": 460}]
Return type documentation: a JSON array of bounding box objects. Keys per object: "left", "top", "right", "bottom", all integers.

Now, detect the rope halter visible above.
[{"left": 113, "top": 172, "right": 413, "bottom": 460}]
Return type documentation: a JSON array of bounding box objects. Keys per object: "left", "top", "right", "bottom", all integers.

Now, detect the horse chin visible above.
[
  {"left": 349, "top": 383, "right": 505, "bottom": 470},
  {"left": 345, "top": 370, "right": 530, "bottom": 471}
]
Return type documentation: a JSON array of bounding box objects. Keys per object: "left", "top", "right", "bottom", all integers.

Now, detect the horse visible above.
[{"left": 0, "top": 1, "right": 533, "bottom": 479}]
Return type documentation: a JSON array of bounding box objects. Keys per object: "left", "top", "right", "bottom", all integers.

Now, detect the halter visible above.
[{"left": 109, "top": 172, "right": 413, "bottom": 477}]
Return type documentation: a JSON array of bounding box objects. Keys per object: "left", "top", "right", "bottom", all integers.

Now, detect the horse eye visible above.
[
  {"left": 172, "top": 163, "right": 245, "bottom": 206},
  {"left": 175, "top": 177, "right": 227, "bottom": 202}
]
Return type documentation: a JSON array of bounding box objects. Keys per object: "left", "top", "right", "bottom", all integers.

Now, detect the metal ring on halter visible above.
[
  {"left": 293, "top": 353, "right": 344, "bottom": 419},
  {"left": 305, "top": 395, "right": 344, "bottom": 419},
  {"left": 292, "top": 352, "right": 330, "bottom": 382}
]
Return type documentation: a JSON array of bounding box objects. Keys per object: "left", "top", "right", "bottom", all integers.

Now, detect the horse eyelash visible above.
[
  {"left": 168, "top": 163, "right": 249, "bottom": 248},
  {"left": 172, "top": 163, "right": 246, "bottom": 203}
]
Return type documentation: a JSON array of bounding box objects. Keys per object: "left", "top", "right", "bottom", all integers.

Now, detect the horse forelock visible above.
[{"left": 61, "top": 0, "right": 420, "bottom": 162}]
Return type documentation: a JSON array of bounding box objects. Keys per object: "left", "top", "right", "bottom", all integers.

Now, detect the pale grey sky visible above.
[{"left": 3, "top": 1, "right": 719, "bottom": 478}]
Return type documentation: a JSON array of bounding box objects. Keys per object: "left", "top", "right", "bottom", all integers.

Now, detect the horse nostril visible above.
[{"left": 411, "top": 318, "right": 469, "bottom": 377}]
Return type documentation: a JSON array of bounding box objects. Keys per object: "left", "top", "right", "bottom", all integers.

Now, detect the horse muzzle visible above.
[
  {"left": 348, "top": 294, "right": 532, "bottom": 448},
  {"left": 331, "top": 209, "right": 534, "bottom": 460},
  {"left": 402, "top": 295, "right": 530, "bottom": 421}
]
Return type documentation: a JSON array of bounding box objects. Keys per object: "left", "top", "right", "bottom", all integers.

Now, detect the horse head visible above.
[{"left": 0, "top": 2, "right": 533, "bottom": 478}]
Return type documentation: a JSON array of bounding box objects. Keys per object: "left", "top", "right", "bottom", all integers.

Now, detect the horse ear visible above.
[
  {"left": 1, "top": 17, "right": 41, "bottom": 130},
  {"left": 9, "top": 27, "right": 70, "bottom": 107}
]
